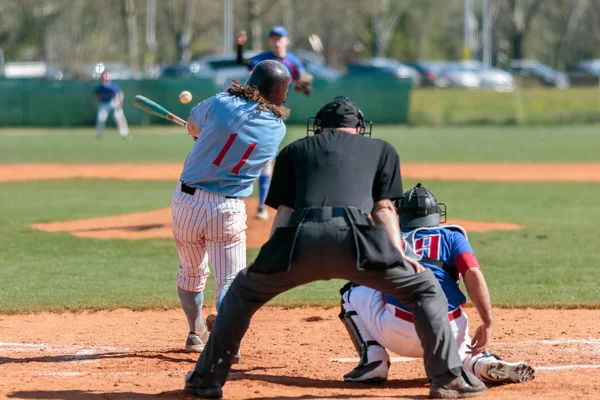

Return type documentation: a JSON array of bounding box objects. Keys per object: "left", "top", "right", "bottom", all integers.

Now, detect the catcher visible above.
[
  {"left": 236, "top": 25, "right": 313, "bottom": 220},
  {"left": 339, "top": 183, "right": 535, "bottom": 386}
]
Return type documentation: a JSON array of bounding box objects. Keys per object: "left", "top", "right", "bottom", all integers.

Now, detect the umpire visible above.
[{"left": 184, "top": 97, "right": 486, "bottom": 399}]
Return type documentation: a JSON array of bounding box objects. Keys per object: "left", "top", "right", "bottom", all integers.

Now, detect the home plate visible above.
[{"left": 330, "top": 356, "right": 417, "bottom": 363}]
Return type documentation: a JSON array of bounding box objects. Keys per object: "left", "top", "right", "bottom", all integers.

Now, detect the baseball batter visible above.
[
  {"left": 93, "top": 72, "right": 129, "bottom": 139},
  {"left": 236, "top": 25, "right": 313, "bottom": 220},
  {"left": 172, "top": 60, "right": 291, "bottom": 352},
  {"left": 339, "top": 183, "right": 535, "bottom": 385}
]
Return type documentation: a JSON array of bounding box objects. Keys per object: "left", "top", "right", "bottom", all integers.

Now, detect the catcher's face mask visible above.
[{"left": 306, "top": 96, "right": 373, "bottom": 136}]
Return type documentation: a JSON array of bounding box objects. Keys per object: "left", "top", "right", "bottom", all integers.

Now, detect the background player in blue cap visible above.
[{"left": 236, "top": 25, "right": 313, "bottom": 220}]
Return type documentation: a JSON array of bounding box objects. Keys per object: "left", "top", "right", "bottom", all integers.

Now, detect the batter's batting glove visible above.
[{"left": 294, "top": 71, "right": 313, "bottom": 96}]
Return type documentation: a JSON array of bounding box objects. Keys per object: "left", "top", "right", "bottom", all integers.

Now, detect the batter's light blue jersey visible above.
[{"left": 180, "top": 92, "right": 286, "bottom": 197}]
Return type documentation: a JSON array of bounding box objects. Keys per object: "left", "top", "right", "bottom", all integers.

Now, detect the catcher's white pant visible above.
[
  {"left": 96, "top": 101, "right": 129, "bottom": 137},
  {"left": 171, "top": 182, "right": 247, "bottom": 305},
  {"left": 343, "top": 285, "right": 492, "bottom": 380}
]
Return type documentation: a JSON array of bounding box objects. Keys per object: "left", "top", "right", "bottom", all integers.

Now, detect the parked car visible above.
[
  {"left": 3, "top": 62, "right": 67, "bottom": 80},
  {"left": 407, "top": 61, "right": 447, "bottom": 87},
  {"left": 507, "top": 59, "right": 570, "bottom": 89},
  {"left": 566, "top": 59, "right": 600, "bottom": 86},
  {"left": 435, "top": 62, "right": 481, "bottom": 89},
  {"left": 449, "top": 60, "right": 515, "bottom": 91},
  {"left": 347, "top": 58, "right": 421, "bottom": 87},
  {"left": 73, "top": 62, "right": 141, "bottom": 80},
  {"left": 159, "top": 63, "right": 204, "bottom": 79},
  {"left": 474, "top": 67, "right": 515, "bottom": 91},
  {"left": 189, "top": 51, "right": 341, "bottom": 84}
]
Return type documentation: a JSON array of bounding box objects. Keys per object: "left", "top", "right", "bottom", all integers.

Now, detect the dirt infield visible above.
[
  {"left": 1, "top": 307, "right": 599, "bottom": 399},
  {"left": 3, "top": 162, "right": 600, "bottom": 182}
]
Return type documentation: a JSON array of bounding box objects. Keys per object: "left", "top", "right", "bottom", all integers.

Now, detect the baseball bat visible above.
[{"left": 133, "top": 95, "right": 187, "bottom": 127}]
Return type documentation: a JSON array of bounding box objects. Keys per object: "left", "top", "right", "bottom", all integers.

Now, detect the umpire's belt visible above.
[
  {"left": 291, "top": 207, "right": 349, "bottom": 223},
  {"left": 180, "top": 182, "right": 239, "bottom": 200}
]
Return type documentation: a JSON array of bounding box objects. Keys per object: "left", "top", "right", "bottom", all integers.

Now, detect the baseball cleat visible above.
[
  {"left": 185, "top": 371, "right": 223, "bottom": 398},
  {"left": 430, "top": 370, "right": 486, "bottom": 399},
  {"left": 185, "top": 330, "right": 209, "bottom": 352},
  {"left": 343, "top": 360, "right": 389, "bottom": 384},
  {"left": 485, "top": 360, "right": 535, "bottom": 384},
  {"left": 256, "top": 207, "right": 269, "bottom": 220}
]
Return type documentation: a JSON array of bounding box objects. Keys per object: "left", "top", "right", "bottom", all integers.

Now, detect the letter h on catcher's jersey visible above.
[{"left": 414, "top": 234, "right": 441, "bottom": 259}]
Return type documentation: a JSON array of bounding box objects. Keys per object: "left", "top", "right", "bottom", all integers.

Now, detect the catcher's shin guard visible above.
[{"left": 339, "top": 291, "right": 389, "bottom": 383}]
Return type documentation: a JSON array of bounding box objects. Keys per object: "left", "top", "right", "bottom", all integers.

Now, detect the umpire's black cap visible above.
[
  {"left": 245, "top": 60, "right": 291, "bottom": 106},
  {"left": 315, "top": 96, "right": 364, "bottom": 129}
]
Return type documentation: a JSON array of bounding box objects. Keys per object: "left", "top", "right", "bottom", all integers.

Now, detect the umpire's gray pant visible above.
[{"left": 194, "top": 214, "right": 463, "bottom": 385}]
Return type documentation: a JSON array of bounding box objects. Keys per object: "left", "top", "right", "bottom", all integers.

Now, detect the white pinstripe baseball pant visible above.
[{"left": 171, "top": 183, "right": 247, "bottom": 305}]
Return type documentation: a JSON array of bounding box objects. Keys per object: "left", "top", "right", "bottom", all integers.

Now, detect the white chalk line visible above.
[
  {"left": 0, "top": 342, "right": 131, "bottom": 353},
  {"left": 331, "top": 356, "right": 416, "bottom": 363},
  {"left": 15, "top": 371, "right": 187, "bottom": 377},
  {"left": 494, "top": 339, "right": 600, "bottom": 346},
  {"left": 536, "top": 365, "right": 600, "bottom": 371}
]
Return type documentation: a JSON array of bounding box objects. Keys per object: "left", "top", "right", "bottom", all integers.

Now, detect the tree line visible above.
[{"left": 0, "top": 0, "right": 598, "bottom": 73}]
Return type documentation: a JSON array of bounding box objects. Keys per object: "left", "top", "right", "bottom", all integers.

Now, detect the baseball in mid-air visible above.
[{"left": 179, "top": 90, "right": 193, "bottom": 104}]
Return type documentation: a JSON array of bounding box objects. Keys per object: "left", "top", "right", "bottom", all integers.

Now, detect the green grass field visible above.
[{"left": 1, "top": 125, "right": 600, "bottom": 313}]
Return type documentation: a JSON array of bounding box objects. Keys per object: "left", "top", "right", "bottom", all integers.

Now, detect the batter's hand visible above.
[
  {"left": 468, "top": 323, "right": 493, "bottom": 355},
  {"left": 187, "top": 117, "right": 200, "bottom": 139},
  {"left": 236, "top": 30, "right": 247, "bottom": 46}
]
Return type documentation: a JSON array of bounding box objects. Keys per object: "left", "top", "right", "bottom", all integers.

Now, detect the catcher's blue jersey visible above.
[
  {"left": 384, "top": 226, "right": 475, "bottom": 312},
  {"left": 179, "top": 92, "right": 286, "bottom": 197}
]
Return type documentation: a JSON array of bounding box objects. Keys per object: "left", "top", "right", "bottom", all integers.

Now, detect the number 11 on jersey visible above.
[{"left": 212, "top": 133, "right": 257, "bottom": 175}]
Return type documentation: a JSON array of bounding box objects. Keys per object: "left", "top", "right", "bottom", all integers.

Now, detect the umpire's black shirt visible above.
[{"left": 266, "top": 130, "right": 404, "bottom": 213}]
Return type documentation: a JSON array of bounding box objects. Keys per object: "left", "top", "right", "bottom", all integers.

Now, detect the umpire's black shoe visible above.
[
  {"left": 185, "top": 371, "right": 223, "bottom": 399},
  {"left": 430, "top": 369, "right": 486, "bottom": 399}
]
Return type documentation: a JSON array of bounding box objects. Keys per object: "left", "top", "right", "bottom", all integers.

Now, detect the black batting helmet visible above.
[
  {"left": 306, "top": 96, "right": 372, "bottom": 136},
  {"left": 398, "top": 183, "right": 446, "bottom": 228},
  {"left": 245, "top": 60, "right": 291, "bottom": 106}
]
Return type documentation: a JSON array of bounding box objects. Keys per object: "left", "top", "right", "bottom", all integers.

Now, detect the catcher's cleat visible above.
[
  {"left": 185, "top": 330, "right": 209, "bottom": 352},
  {"left": 485, "top": 360, "right": 535, "bottom": 384},
  {"left": 430, "top": 370, "right": 486, "bottom": 399},
  {"left": 343, "top": 359, "right": 389, "bottom": 384},
  {"left": 205, "top": 312, "right": 241, "bottom": 364},
  {"left": 185, "top": 371, "right": 223, "bottom": 399}
]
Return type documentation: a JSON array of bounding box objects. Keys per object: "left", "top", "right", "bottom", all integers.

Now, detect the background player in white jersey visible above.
[
  {"left": 339, "top": 183, "right": 535, "bottom": 386},
  {"left": 93, "top": 72, "right": 129, "bottom": 139},
  {"left": 172, "top": 60, "right": 291, "bottom": 353}
]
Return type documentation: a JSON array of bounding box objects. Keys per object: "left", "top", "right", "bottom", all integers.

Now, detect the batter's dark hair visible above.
[{"left": 226, "top": 80, "right": 290, "bottom": 120}]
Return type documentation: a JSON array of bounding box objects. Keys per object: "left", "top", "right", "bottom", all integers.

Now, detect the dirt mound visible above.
[{"left": 31, "top": 200, "right": 522, "bottom": 245}]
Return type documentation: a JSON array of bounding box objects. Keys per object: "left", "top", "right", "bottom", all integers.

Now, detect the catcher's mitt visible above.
[{"left": 294, "top": 71, "right": 313, "bottom": 96}]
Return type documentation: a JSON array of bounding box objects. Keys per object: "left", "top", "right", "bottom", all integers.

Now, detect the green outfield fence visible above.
[{"left": 0, "top": 77, "right": 411, "bottom": 127}]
